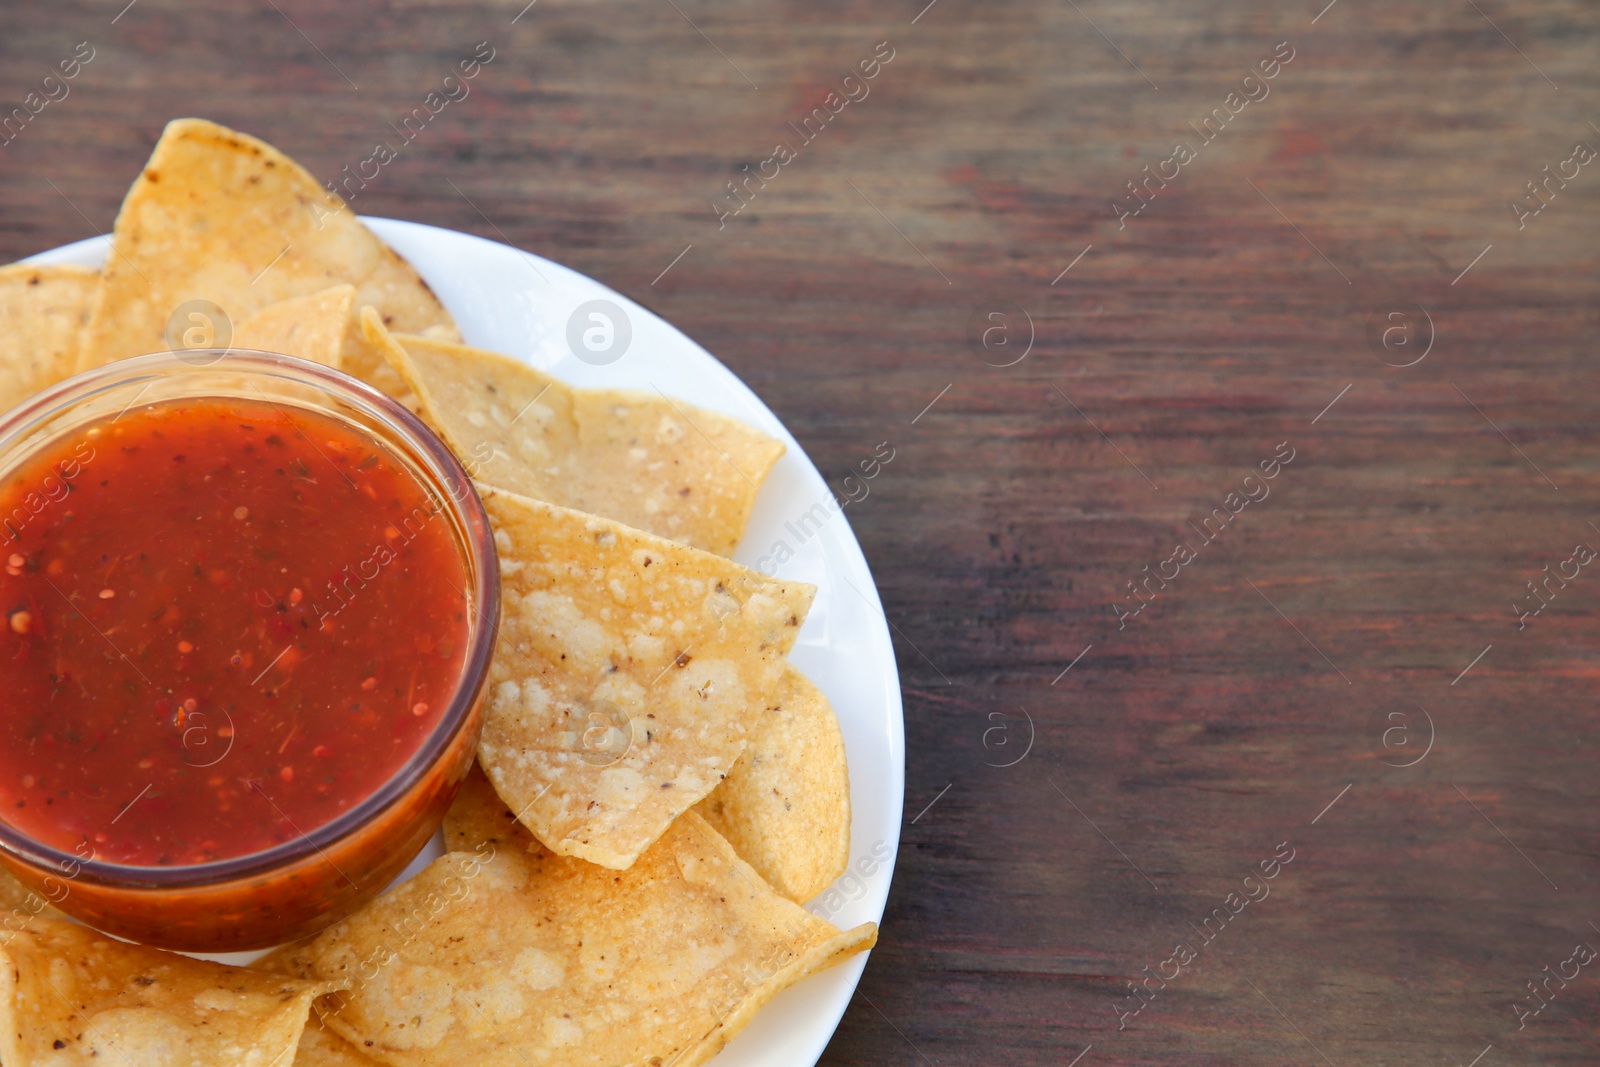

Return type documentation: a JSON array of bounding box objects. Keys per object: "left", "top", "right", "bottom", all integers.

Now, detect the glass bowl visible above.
[{"left": 0, "top": 350, "right": 499, "bottom": 952}]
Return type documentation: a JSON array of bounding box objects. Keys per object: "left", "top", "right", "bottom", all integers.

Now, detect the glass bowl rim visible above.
[{"left": 0, "top": 348, "right": 500, "bottom": 890}]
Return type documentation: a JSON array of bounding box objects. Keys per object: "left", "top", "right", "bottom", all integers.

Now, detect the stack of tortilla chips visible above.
[{"left": 0, "top": 119, "right": 870, "bottom": 1066}]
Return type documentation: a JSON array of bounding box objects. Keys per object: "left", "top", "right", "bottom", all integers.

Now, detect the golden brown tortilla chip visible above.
[
  {"left": 441, "top": 762, "right": 531, "bottom": 855},
  {"left": 231, "top": 283, "right": 356, "bottom": 368},
  {"left": 0, "top": 263, "right": 96, "bottom": 412},
  {"left": 347, "top": 308, "right": 422, "bottom": 411},
  {"left": 295, "top": 1021, "right": 385, "bottom": 1066},
  {"left": 376, "top": 327, "right": 785, "bottom": 555},
  {"left": 476, "top": 483, "right": 814, "bottom": 869},
  {"left": 694, "top": 664, "right": 850, "bottom": 903},
  {"left": 0, "top": 866, "right": 64, "bottom": 929},
  {"left": 275, "top": 813, "right": 875, "bottom": 1067},
  {"left": 77, "top": 118, "right": 458, "bottom": 372},
  {"left": 0, "top": 917, "right": 337, "bottom": 1066},
  {"left": 0, "top": 866, "right": 40, "bottom": 913}
]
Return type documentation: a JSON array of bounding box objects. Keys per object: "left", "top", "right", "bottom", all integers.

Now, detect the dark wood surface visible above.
[{"left": 3, "top": 1, "right": 1599, "bottom": 1063}]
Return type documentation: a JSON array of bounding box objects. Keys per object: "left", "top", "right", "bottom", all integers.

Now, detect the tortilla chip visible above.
[
  {"left": 0, "top": 263, "right": 96, "bottom": 412},
  {"left": 76, "top": 118, "right": 458, "bottom": 372},
  {"left": 249, "top": 949, "right": 377, "bottom": 1065},
  {"left": 0, "top": 866, "right": 41, "bottom": 913},
  {"left": 375, "top": 326, "right": 785, "bottom": 556},
  {"left": 231, "top": 283, "right": 356, "bottom": 368},
  {"left": 275, "top": 813, "right": 875, "bottom": 1067},
  {"left": 694, "top": 664, "right": 850, "bottom": 903},
  {"left": 0, "top": 866, "right": 64, "bottom": 927},
  {"left": 441, "top": 762, "right": 531, "bottom": 855},
  {"left": 476, "top": 483, "right": 814, "bottom": 869},
  {"left": 346, "top": 309, "right": 421, "bottom": 411},
  {"left": 295, "top": 1021, "right": 385, "bottom": 1066},
  {"left": 0, "top": 917, "right": 337, "bottom": 1066}
]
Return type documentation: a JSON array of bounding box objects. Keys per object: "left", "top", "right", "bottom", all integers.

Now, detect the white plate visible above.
[{"left": 24, "top": 219, "right": 904, "bottom": 1067}]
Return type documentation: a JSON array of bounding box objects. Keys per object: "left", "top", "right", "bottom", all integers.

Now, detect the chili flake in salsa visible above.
[{"left": 0, "top": 397, "right": 471, "bottom": 867}]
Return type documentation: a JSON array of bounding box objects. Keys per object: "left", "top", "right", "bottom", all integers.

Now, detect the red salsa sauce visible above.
[{"left": 0, "top": 397, "right": 471, "bottom": 867}]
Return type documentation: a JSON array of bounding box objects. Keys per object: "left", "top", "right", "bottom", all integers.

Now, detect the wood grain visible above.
[{"left": 2, "top": 0, "right": 1598, "bottom": 1063}]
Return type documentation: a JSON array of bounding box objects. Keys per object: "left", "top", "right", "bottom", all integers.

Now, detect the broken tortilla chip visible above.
[
  {"left": 76, "top": 118, "right": 458, "bottom": 372},
  {"left": 694, "top": 663, "right": 850, "bottom": 903},
  {"left": 0, "top": 263, "right": 96, "bottom": 412},
  {"left": 0, "top": 918, "right": 337, "bottom": 1066},
  {"left": 476, "top": 483, "right": 814, "bottom": 869},
  {"left": 374, "top": 326, "right": 784, "bottom": 556},
  {"left": 231, "top": 283, "right": 356, "bottom": 368},
  {"left": 275, "top": 812, "right": 875, "bottom": 1067}
]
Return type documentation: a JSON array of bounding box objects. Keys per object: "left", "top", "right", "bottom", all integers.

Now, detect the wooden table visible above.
[{"left": 3, "top": 1, "right": 1598, "bottom": 1063}]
